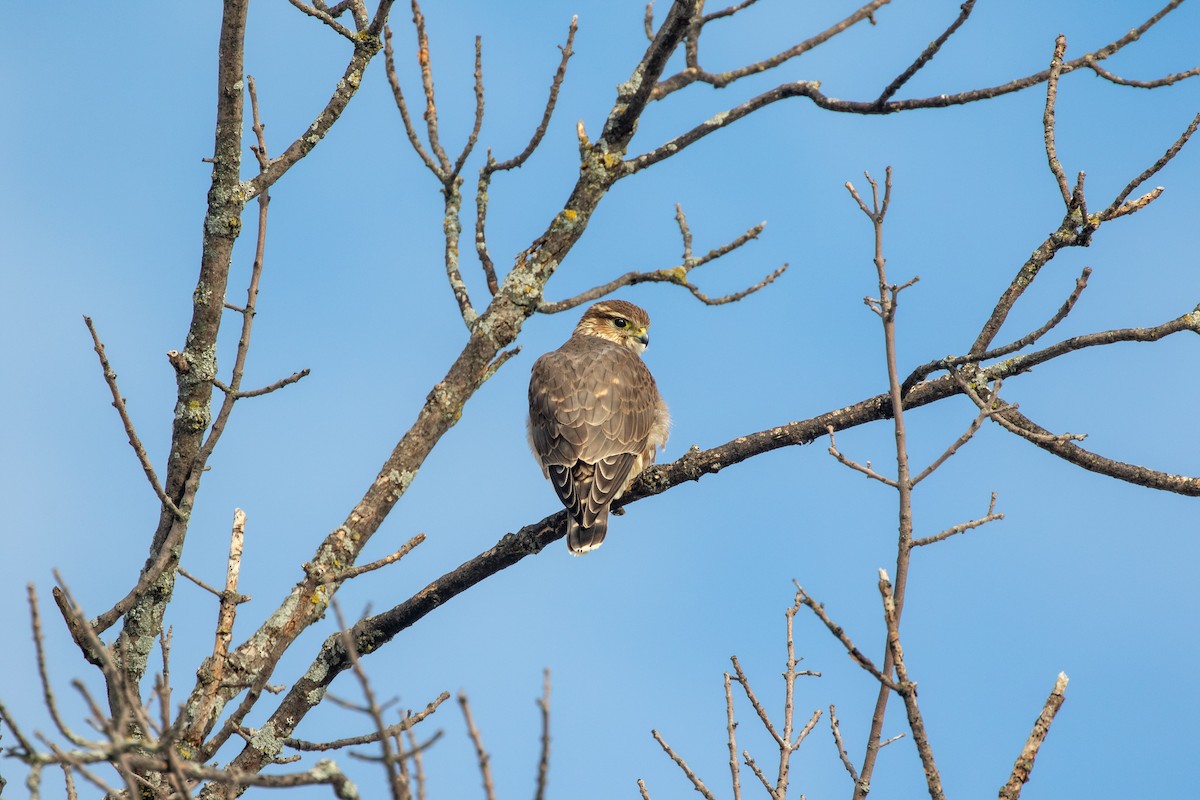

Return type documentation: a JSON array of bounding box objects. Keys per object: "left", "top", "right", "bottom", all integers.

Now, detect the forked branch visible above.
[
  {"left": 539, "top": 205, "right": 784, "bottom": 313},
  {"left": 476, "top": 17, "right": 578, "bottom": 295},
  {"left": 644, "top": 591, "right": 822, "bottom": 799}
]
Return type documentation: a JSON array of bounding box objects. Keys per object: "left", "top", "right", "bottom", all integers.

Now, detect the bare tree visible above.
[{"left": 2, "top": 1, "right": 1197, "bottom": 797}]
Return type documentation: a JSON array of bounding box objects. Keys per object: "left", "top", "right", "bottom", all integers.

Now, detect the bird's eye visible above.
[{"left": 613, "top": 318, "right": 629, "bottom": 329}]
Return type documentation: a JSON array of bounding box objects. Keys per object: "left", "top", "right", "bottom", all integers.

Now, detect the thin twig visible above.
[
  {"left": 492, "top": 18, "right": 576, "bottom": 175},
  {"left": 247, "top": 75, "right": 270, "bottom": 170},
  {"left": 286, "top": 0, "right": 357, "bottom": 40},
  {"left": 729, "top": 656, "right": 782, "bottom": 747},
  {"left": 534, "top": 670, "right": 551, "bottom": 800},
  {"left": 827, "top": 426, "right": 899, "bottom": 487},
  {"left": 912, "top": 492, "right": 1003, "bottom": 547},
  {"left": 0, "top": 697, "right": 40, "bottom": 759},
  {"left": 703, "top": 0, "right": 760, "bottom": 24},
  {"left": 776, "top": 598, "right": 800, "bottom": 792},
  {"left": 61, "top": 761, "right": 79, "bottom": 800},
  {"left": 190, "top": 510, "right": 250, "bottom": 746},
  {"left": 901, "top": 266, "right": 1091, "bottom": 395},
  {"left": 332, "top": 601, "right": 407, "bottom": 800},
  {"left": 954, "top": 374, "right": 1087, "bottom": 445},
  {"left": 794, "top": 587, "right": 897, "bottom": 691},
  {"left": 411, "top": 0, "right": 451, "bottom": 173},
  {"left": 652, "top": 0, "right": 892, "bottom": 100},
  {"left": 829, "top": 704, "right": 860, "bottom": 786},
  {"left": 284, "top": 693, "right": 449, "bottom": 752},
  {"left": 176, "top": 566, "right": 228, "bottom": 599},
  {"left": 27, "top": 586, "right": 89, "bottom": 747},
  {"left": 212, "top": 369, "right": 311, "bottom": 399},
  {"left": 476, "top": 16, "right": 577, "bottom": 295},
  {"left": 1099, "top": 111, "right": 1200, "bottom": 221},
  {"left": 43, "top": 740, "right": 126, "bottom": 798},
  {"left": 450, "top": 36, "right": 485, "bottom": 179},
  {"left": 82, "top": 317, "right": 181, "bottom": 518},
  {"left": 1106, "top": 187, "right": 1163, "bottom": 220},
  {"left": 384, "top": 24, "right": 440, "bottom": 174},
  {"left": 909, "top": 409, "right": 989, "bottom": 486},
  {"left": 1085, "top": 57, "right": 1200, "bottom": 89},
  {"left": 459, "top": 693, "right": 496, "bottom": 800},
  {"left": 878, "top": 570, "right": 944, "bottom": 800},
  {"left": 742, "top": 749, "right": 773, "bottom": 795},
  {"left": 846, "top": 166, "right": 922, "bottom": 800},
  {"left": 651, "top": 730, "right": 717, "bottom": 800},
  {"left": 723, "top": 673, "right": 741, "bottom": 800},
  {"left": 792, "top": 709, "right": 822, "bottom": 749},
  {"left": 479, "top": 347, "right": 521, "bottom": 384},
  {"left": 874, "top": 0, "right": 977, "bottom": 106},
  {"left": 538, "top": 211, "right": 780, "bottom": 314},
  {"left": 403, "top": 714, "right": 430, "bottom": 800},
  {"left": 326, "top": 534, "right": 426, "bottom": 583},
  {"left": 999, "top": 672, "right": 1069, "bottom": 800},
  {"left": 1043, "top": 35, "right": 1073, "bottom": 207}
]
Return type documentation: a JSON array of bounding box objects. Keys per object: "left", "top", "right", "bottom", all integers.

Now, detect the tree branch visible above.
[
  {"left": 878, "top": 570, "right": 944, "bottom": 800},
  {"left": 538, "top": 210, "right": 780, "bottom": 313},
  {"left": 1085, "top": 57, "right": 1200, "bottom": 89},
  {"left": 650, "top": 729, "right": 717, "bottom": 800},
  {"left": 245, "top": 4, "right": 394, "bottom": 200},
  {"left": 652, "top": 0, "right": 893, "bottom": 100},
  {"left": 902, "top": 266, "right": 1091, "bottom": 395},
  {"left": 475, "top": 16, "right": 577, "bottom": 295},
  {"left": 873, "top": 0, "right": 976, "bottom": 107},
  {"left": 82, "top": 317, "right": 181, "bottom": 519},
  {"left": 999, "top": 672, "right": 1069, "bottom": 800},
  {"left": 1098, "top": 111, "right": 1200, "bottom": 221},
  {"left": 113, "top": 0, "right": 251, "bottom": 700},
  {"left": 1042, "top": 35, "right": 1073, "bottom": 208}
]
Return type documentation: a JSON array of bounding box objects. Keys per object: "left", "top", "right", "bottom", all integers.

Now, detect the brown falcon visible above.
[{"left": 528, "top": 300, "right": 670, "bottom": 554}]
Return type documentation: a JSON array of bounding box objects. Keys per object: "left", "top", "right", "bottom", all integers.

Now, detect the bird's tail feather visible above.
[{"left": 567, "top": 512, "right": 608, "bottom": 555}]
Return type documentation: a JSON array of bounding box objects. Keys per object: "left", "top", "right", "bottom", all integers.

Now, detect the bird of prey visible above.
[{"left": 528, "top": 300, "right": 670, "bottom": 555}]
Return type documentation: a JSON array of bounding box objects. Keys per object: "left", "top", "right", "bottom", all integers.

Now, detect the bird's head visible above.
[{"left": 575, "top": 300, "right": 652, "bottom": 353}]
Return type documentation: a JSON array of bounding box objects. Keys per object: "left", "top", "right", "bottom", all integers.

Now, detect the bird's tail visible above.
[{"left": 567, "top": 511, "right": 608, "bottom": 555}]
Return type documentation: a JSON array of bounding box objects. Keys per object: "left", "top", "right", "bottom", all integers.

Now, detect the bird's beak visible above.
[{"left": 636, "top": 330, "right": 650, "bottom": 348}]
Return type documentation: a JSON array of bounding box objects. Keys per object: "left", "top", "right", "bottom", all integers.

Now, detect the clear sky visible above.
[{"left": 2, "top": 1, "right": 1198, "bottom": 798}]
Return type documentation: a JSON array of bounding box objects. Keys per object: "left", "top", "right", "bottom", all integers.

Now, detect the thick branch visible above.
[
  {"left": 113, "top": 0, "right": 251, "bottom": 699},
  {"left": 600, "top": 0, "right": 697, "bottom": 146},
  {"left": 994, "top": 403, "right": 1200, "bottom": 495}
]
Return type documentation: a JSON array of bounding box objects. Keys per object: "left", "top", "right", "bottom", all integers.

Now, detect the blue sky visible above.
[{"left": 2, "top": 1, "right": 1198, "bottom": 798}]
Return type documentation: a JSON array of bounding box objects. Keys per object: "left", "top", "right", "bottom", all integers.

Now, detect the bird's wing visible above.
[
  {"left": 548, "top": 452, "right": 639, "bottom": 528},
  {"left": 529, "top": 339, "right": 659, "bottom": 466}
]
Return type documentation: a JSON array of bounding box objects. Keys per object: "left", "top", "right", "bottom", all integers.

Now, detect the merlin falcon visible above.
[{"left": 528, "top": 300, "right": 670, "bottom": 554}]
